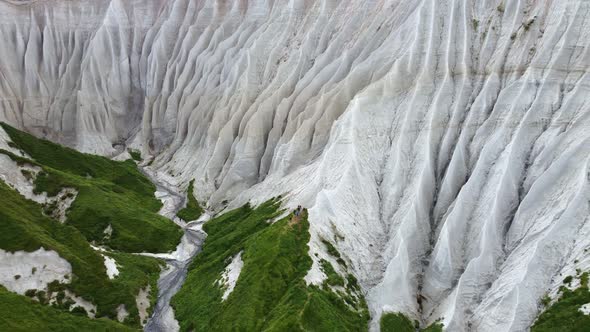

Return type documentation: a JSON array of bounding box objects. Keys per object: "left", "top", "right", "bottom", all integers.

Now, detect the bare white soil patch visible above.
[
  {"left": 90, "top": 244, "right": 120, "bottom": 279},
  {"left": 216, "top": 251, "right": 244, "bottom": 301},
  {"left": 580, "top": 303, "right": 590, "bottom": 315},
  {"left": 103, "top": 224, "right": 113, "bottom": 240},
  {"left": 136, "top": 285, "right": 151, "bottom": 326},
  {"left": 64, "top": 290, "right": 97, "bottom": 318},
  {"left": 0, "top": 127, "right": 28, "bottom": 157},
  {"left": 117, "top": 304, "right": 129, "bottom": 322},
  {"left": 0, "top": 248, "right": 99, "bottom": 318},
  {"left": 0, "top": 154, "right": 77, "bottom": 222},
  {"left": 0, "top": 248, "right": 71, "bottom": 294},
  {"left": 0, "top": 154, "right": 44, "bottom": 202},
  {"left": 103, "top": 255, "right": 120, "bottom": 279},
  {"left": 44, "top": 188, "right": 78, "bottom": 222},
  {"left": 304, "top": 234, "right": 328, "bottom": 286}
]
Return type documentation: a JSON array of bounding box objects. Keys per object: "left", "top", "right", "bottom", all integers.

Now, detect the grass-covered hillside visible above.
[
  {"left": 532, "top": 272, "right": 590, "bottom": 331},
  {"left": 0, "top": 122, "right": 182, "bottom": 252},
  {"left": 0, "top": 123, "right": 182, "bottom": 329},
  {"left": 177, "top": 179, "right": 203, "bottom": 221},
  {"left": 0, "top": 286, "right": 133, "bottom": 332},
  {"left": 0, "top": 180, "right": 161, "bottom": 323},
  {"left": 172, "top": 198, "right": 370, "bottom": 331},
  {"left": 380, "top": 312, "right": 443, "bottom": 332}
]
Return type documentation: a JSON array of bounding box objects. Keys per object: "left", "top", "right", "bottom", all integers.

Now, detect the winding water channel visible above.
[{"left": 141, "top": 168, "right": 209, "bottom": 332}]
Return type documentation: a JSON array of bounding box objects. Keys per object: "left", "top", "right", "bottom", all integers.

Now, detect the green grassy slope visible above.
[
  {"left": 177, "top": 179, "right": 203, "bottom": 221},
  {"left": 172, "top": 198, "right": 369, "bottom": 331},
  {"left": 0, "top": 122, "right": 182, "bottom": 253},
  {"left": 0, "top": 180, "right": 161, "bottom": 325},
  {"left": 380, "top": 313, "right": 415, "bottom": 332},
  {"left": 532, "top": 272, "right": 590, "bottom": 331},
  {"left": 0, "top": 123, "right": 178, "bottom": 327},
  {"left": 0, "top": 286, "right": 134, "bottom": 332},
  {"left": 380, "top": 313, "right": 443, "bottom": 332}
]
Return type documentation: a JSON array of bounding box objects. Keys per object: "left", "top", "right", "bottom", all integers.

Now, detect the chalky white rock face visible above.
[
  {"left": 0, "top": 248, "right": 71, "bottom": 294},
  {"left": 1, "top": 0, "right": 590, "bottom": 331}
]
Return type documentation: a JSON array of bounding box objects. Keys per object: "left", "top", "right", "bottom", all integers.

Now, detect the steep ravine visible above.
[{"left": 140, "top": 167, "right": 208, "bottom": 332}]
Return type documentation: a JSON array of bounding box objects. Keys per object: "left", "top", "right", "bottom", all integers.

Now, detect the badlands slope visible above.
[{"left": 0, "top": 0, "right": 589, "bottom": 331}]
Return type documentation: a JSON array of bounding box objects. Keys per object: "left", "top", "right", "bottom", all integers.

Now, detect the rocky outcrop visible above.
[{"left": 0, "top": 0, "right": 589, "bottom": 331}]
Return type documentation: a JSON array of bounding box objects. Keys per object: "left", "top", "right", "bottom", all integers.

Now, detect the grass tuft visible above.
[
  {"left": 321, "top": 238, "right": 347, "bottom": 268},
  {"left": 380, "top": 312, "right": 443, "bottom": 332},
  {"left": 320, "top": 259, "right": 345, "bottom": 287},
  {"left": 177, "top": 179, "right": 203, "bottom": 221},
  {"left": 128, "top": 149, "right": 142, "bottom": 162}
]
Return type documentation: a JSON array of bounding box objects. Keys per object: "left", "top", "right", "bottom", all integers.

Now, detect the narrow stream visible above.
[{"left": 141, "top": 168, "right": 208, "bottom": 332}]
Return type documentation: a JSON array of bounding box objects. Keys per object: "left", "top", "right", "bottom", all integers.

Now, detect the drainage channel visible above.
[{"left": 140, "top": 168, "right": 209, "bottom": 332}]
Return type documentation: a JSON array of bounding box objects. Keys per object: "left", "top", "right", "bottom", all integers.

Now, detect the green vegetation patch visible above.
[
  {"left": 0, "top": 122, "right": 181, "bottom": 253},
  {"left": 176, "top": 179, "right": 203, "bottom": 221},
  {"left": 532, "top": 272, "right": 590, "bottom": 331},
  {"left": 320, "top": 259, "right": 345, "bottom": 287},
  {"left": 380, "top": 312, "right": 443, "bottom": 332},
  {"left": 381, "top": 312, "right": 415, "bottom": 332},
  {"left": 0, "top": 286, "right": 133, "bottom": 332},
  {"left": 0, "top": 180, "right": 162, "bottom": 326},
  {"left": 422, "top": 321, "right": 444, "bottom": 332},
  {"left": 322, "top": 237, "right": 347, "bottom": 267},
  {"left": 128, "top": 149, "right": 142, "bottom": 162},
  {"left": 172, "top": 199, "right": 369, "bottom": 331}
]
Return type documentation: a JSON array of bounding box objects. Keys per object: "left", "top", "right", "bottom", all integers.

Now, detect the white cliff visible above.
[{"left": 0, "top": 0, "right": 589, "bottom": 331}]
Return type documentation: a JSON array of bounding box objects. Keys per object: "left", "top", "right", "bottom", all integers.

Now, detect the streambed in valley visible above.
[{"left": 141, "top": 168, "right": 208, "bottom": 332}]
